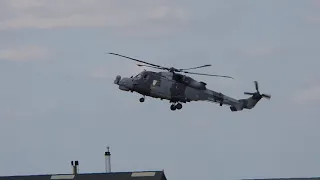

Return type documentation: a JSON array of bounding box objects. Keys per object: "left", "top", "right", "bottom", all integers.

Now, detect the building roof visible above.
[{"left": 0, "top": 171, "right": 167, "bottom": 180}]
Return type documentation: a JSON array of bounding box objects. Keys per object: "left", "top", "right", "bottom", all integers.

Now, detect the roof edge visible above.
[{"left": 0, "top": 170, "right": 165, "bottom": 178}]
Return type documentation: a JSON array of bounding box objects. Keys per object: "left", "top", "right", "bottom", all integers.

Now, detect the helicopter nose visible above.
[
  {"left": 118, "top": 77, "right": 133, "bottom": 91},
  {"left": 114, "top": 75, "right": 121, "bottom": 84}
]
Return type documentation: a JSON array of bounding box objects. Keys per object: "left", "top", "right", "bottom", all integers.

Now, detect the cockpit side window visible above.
[{"left": 134, "top": 73, "right": 142, "bottom": 80}]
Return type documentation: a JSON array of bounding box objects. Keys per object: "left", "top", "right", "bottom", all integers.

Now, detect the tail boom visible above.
[
  {"left": 202, "top": 89, "right": 263, "bottom": 112},
  {"left": 182, "top": 81, "right": 270, "bottom": 112}
]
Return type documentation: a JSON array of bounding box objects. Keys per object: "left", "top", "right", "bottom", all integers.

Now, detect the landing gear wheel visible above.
[
  {"left": 176, "top": 103, "right": 182, "bottom": 110},
  {"left": 139, "top": 97, "right": 145, "bottom": 102},
  {"left": 170, "top": 104, "right": 176, "bottom": 111}
]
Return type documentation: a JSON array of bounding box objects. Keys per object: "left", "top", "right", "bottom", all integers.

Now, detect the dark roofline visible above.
[{"left": 0, "top": 170, "right": 166, "bottom": 178}]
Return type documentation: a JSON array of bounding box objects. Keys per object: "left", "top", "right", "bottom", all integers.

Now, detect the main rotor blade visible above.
[
  {"left": 108, "top": 53, "right": 165, "bottom": 69},
  {"left": 182, "top": 71, "right": 234, "bottom": 79},
  {"left": 136, "top": 64, "right": 167, "bottom": 70},
  {"left": 179, "top": 64, "right": 212, "bottom": 71}
]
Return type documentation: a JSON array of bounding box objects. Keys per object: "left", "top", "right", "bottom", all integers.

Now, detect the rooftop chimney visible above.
[
  {"left": 104, "top": 146, "right": 111, "bottom": 173},
  {"left": 71, "top": 160, "right": 79, "bottom": 174}
]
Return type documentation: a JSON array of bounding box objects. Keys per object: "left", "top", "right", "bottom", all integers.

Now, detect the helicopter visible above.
[{"left": 109, "top": 53, "right": 271, "bottom": 111}]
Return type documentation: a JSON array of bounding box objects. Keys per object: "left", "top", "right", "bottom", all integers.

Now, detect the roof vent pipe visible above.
[
  {"left": 71, "top": 161, "right": 79, "bottom": 174},
  {"left": 104, "top": 146, "right": 111, "bottom": 173}
]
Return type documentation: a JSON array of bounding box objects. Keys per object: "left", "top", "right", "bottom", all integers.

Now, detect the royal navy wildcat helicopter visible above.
[{"left": 109, "top": 53, "right": 271, "bottom": 111}]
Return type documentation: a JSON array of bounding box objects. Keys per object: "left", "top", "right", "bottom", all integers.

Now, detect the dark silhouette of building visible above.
[
  {"left": 0, "top": 147, "right": 167, "bottom": 180},
  {"left": 0, "top": 171, "right": 167, "bottom": 180}
]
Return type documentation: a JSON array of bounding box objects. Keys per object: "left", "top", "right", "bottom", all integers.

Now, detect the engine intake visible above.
[{"left": 188, "top": 80, "right": 207, "bottom": 90}]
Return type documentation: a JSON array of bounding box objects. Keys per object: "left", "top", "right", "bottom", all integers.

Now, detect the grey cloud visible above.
[
  {"left": 294, "top": 85, "right": 320, "bottom": 105},
  {"left": 0, "top": 0, "right": 189, "bottom": 31},
  {"left": 0, "top": 45, "right": 51, "bottom": 61},
  {"left": 303, "top": 0, "right": 320, "bottom": 25}
]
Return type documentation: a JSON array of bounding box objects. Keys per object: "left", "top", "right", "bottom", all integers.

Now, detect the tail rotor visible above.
[{"left": 244, "top": 81, "right": 271, "bottom": 100}]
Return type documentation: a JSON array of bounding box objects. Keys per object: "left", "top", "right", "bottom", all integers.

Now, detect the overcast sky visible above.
[{"left": 1, "top": 0, "right": 320, "bottom": 180}]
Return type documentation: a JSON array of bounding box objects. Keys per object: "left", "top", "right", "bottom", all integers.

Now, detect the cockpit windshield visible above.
[{"left": 133, "top": 72, "right": 143, "bottom": 80}]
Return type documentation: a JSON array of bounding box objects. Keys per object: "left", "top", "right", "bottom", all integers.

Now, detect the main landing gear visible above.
[
  {"left": 170, "top": 102, "right": 182, "bottom": 111},
  {"left": 139, "top": 96, "right": 145, "bottom": 102},
  {"left": 139, "top": 97, "right": 182, "bottom": 111}
]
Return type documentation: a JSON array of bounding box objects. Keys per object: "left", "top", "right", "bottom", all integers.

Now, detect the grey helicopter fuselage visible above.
[
  {"left": 115, "top": 70, "right": 214, "bottom": 102},
  {"left": 114, "top": 70, "right": 256, "bottom": 111},
  {"left": 110, "top": 52, "right": 271, "bottom": 111}
]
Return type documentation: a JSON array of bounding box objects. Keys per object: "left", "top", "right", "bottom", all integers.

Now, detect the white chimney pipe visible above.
[{"left": 104, "top": 147, "right": 111, "bottom": 173}]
